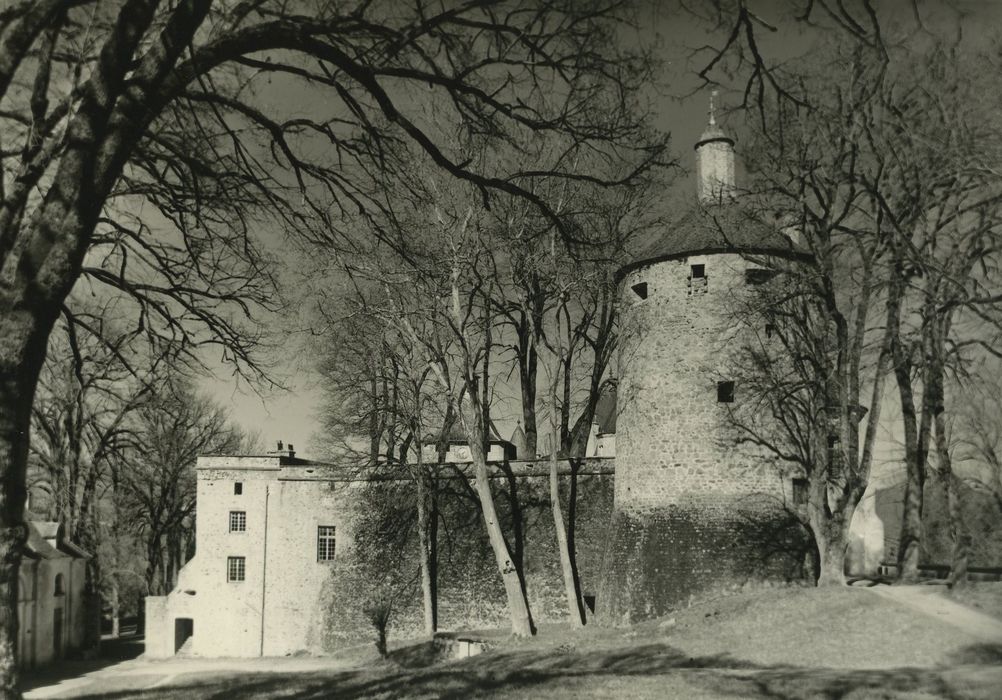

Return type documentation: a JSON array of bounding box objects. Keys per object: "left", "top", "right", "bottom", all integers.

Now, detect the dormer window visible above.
[
  {"left": 688, "top": 264, "right": 708, "bottom": 296},
  {"left": 630, "top": 282, "right": 648, "bottom": 300}
]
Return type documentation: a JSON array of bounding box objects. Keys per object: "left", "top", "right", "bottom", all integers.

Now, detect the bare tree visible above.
[
  {"left": 29, "top": 308, "right": 156, "bottom": 650},
  {"left": 726, "top": 25, "right": 1002, "bottom": 585},
  {"left": 724, "top": 40, "right": 900, "bottom": 585},
  {"left": 118, "top": 377, "right": 247, "bottom": 599},
  {"left": 0, "top": 1, "right": 669, "bottom": 688}
]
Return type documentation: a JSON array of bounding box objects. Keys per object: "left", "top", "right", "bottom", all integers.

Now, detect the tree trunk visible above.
[
  {"left": 888, "top": 270, "right": 925, "bottom": 583},
  {"left": 517, "top": 318, "right": 539, "bottom": 458},
  {"left": 934, "top": 410, "right": 969, "bottom": 588},
  {"left": 945, "top": 475, "right": 970, "bottom": 589},
  {"left": 81, "top": 547, "right": 102, "bottom": 653},
  {"left": 549, "top": 453, "right": 585, "bottom": 625},
  {"left": 110, "top": 580, "right": 120, "bottom": 639},
  {"left": 429, "top": 472, "right": 439, "bottom": 629},
  {"left": 470, "top": 460, "right": 534, "bottom": 637},
  {"left": 415, "top": 468, "right": 437, "bottom": 636},
  {"left": 814, "top": 524, "right": 849, "bottom": 586},
  {"left": 499, "top": 463, "right": 525, "bottom": 572},
  {"left": 807, "top": 491, "right": 850, "bottom": 586},
  {"left": 548, "top": 367, "right": 585, "bottom": 626},
  {"left": 0, "top": 311, "right": 52, "bottom": 697},
  {"left": 460, "top": 403, "right": 534, "bottom": 637}
]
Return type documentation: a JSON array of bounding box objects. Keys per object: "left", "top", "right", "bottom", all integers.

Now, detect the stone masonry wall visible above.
[
  {"left": 616, "top": 253, "right": 794, "bottom": 510},
  {"left": 601, "top": 253, "right": 809, "bottom": 624},
  {"left": 322, "top": 462, "right": 615, "bottom": 649}
]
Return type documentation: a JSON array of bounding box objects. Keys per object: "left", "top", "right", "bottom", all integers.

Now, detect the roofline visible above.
[
  {"left": 615, "top": 246, "right": 813, "bottom": 282},
  {"left": 694, "top": 136, "right": 734, "bottom": 149}
]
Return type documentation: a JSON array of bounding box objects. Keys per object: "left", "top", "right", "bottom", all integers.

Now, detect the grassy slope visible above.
[
  {"left": 65, "top": 587, "right": 1002, "bottom": 699},
  {"left": 949, "top": 582, "right": 1002, "bottom": 621}
]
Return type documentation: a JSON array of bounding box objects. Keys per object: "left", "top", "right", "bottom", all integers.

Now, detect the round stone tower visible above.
[{"left": 597, "top": 101, "right": 811, "bottom": 624}]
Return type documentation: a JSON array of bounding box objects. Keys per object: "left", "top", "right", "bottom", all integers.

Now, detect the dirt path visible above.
[
  {"left": 23, "top": 655, "right": 363, "bottom": 699},
  {"left": 866, "top": 585, "right": 1002, "bottom": 642}
]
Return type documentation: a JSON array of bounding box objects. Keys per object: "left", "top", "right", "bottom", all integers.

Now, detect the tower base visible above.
[{"left": 596, "top": 498, "right": 810, "bottom": 625}]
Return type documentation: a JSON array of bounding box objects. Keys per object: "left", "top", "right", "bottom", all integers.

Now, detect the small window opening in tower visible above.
[
  {"left": 688, "top": 264, "right": 708, "bottom": 296},
  {"left": 792, "top": 478, "right": 808, "bottom": 507},
  {"left": 827, "top": 434, "right": 840, "bottom": 465},
  {"left": 717, "top": 380, "right": 735, "bottom": 403},
  {"left": 765, "top": 323, "right": 776, "bottom": 338},
  {"left": 745, "top": 268, "right": 775, "bottom": 285},
  {"left": 234, "top": 482, "right": 243, "bottom": 495},
  {"left": 630, "top": 282, "right": 648, "bottom": 300}
]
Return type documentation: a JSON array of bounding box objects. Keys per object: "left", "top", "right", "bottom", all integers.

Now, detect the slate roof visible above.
[
  {"left": 618, "top": 202, "right": 810, "bottom": 280},
  {"left": 594, "top": 385, "right": 617, "bottom": 434},
  {"left": 423, "top": 421, "right": 510, "bottom": 446},
  {"left": 694, "top": 123, "right": 732, "bottom": 147},
  {"left": 24, "top": 521, "right": 90, "bottom": 560}
]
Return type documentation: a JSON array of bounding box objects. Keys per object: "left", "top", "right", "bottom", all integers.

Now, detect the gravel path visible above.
[{"left": 866, "top": 584, "right": 1002, "bottom": 642}]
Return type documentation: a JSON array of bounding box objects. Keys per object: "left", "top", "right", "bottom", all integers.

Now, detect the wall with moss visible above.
[{"left": 318, "top": 460, "right": 615, "bottom": 650}]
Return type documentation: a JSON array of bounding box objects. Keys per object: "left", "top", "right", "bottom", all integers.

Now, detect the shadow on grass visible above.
[
  {"left": 64, "top": 640, "right": 1002, "bottom": 700},
  {"left": 22, "top": 634, "right": 145, "bottom": 693},
  {"left": 949, "top": 643, "right": 1002, "bottom": 665}
]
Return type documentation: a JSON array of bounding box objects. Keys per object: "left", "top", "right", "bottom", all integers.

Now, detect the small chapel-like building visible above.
[{"left": 18, "top": 519, "right": 90, "bottom": 668}]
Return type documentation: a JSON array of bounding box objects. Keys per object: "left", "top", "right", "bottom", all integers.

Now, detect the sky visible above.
[
  {"left": 195, "top": 7, "right": 719, "bottom": 459},
  {"left": 196, "top": 0, "right": 1001, "bottom": 464}
]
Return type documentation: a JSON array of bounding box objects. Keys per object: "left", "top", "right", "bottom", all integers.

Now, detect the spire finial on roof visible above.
[{"left": 709, "top": 89, "right": 718, "bottom": 126}]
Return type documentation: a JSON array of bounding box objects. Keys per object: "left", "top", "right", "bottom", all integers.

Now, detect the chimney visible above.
[{"left": 268, "top": 440, "right": 296, "bottom": 459}]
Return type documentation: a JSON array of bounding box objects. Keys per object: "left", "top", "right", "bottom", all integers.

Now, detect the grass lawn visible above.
[{"left": 48, "top": 587, "right": 1002, "bottom": 699}]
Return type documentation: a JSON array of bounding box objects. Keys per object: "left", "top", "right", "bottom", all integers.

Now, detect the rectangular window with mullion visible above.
[
  {"left": 229, "top": 511, "right": 246, "bottom": 532},
  {"left": 317, "top": 526, "right": 336, "bottom": 561},
  {"left": 227, "top": 556, "right": 245, "bottom": 582}
]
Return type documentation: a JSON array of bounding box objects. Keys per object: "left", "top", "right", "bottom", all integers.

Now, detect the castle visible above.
[
  {"left": 145, "top": 107, "right": 839, "bottom": 657},
  {"left": 598, "top": 102, "right": 812, "bottom": 622}
]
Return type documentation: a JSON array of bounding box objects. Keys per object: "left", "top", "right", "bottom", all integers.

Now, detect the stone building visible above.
[
  {"left": 597, "top": 106, "right": 812, "bottom": 623},
  {"left": 145, "top": 447, "right": 614, "bottom": 658},
  {"left": 18, "top": 520, "right": 89, "bottom": 668}
]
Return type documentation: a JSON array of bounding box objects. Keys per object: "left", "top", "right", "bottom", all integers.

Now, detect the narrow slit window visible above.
[
  {"left": 630, "top": 282, "right": 648, "bottom": 300},
  {"left": 717, "top": 380, "right": 735, "bottom": 403},
  {"left": 234, "top": 482, "right": 243, "bottom": 495},
  {"left": 227, "top": 556, "right": 245, "bottom": 582}
]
